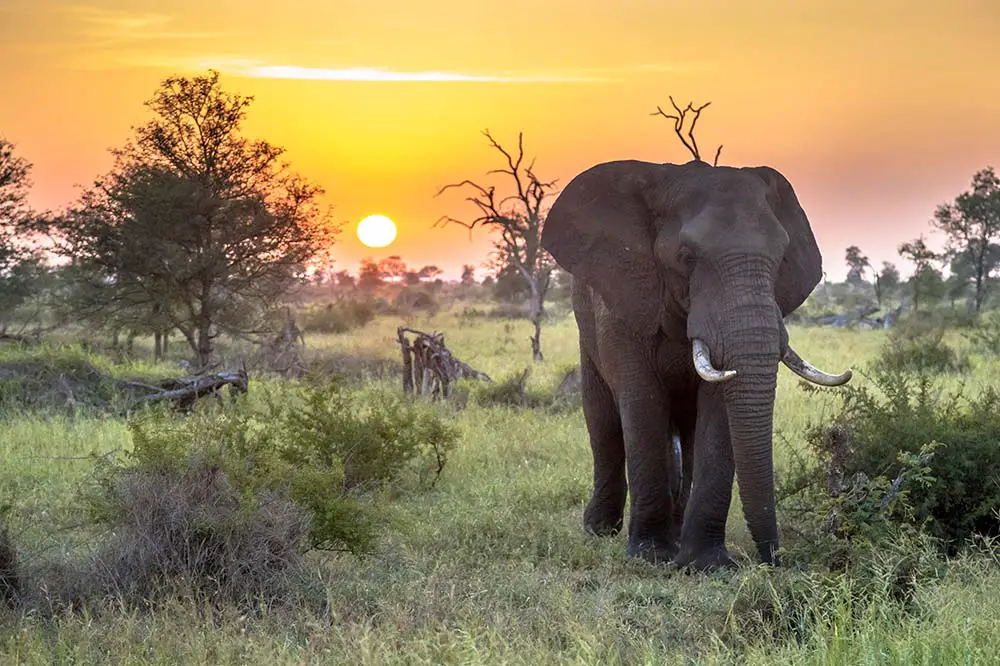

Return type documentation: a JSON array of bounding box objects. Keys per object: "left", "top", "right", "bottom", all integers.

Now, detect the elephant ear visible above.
[
  {"left": 744, "top": 166, "right": 823, "bottom": 317},
  {"left": 541, "top": 161, "right": 673, "bottom": 336}
]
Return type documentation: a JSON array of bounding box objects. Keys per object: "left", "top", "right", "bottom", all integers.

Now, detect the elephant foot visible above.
[
  {"left": 756, "top": 540, "right": 781, "bottom": 566},
  {"left": 626, "top": 538, "right": 677, "bottom": 564},
  {"left": 673, "top": 545, "right": 736, "bottom": 572},
  {"left": 583, "top": 502, "right": 623, "bottom": 537}
]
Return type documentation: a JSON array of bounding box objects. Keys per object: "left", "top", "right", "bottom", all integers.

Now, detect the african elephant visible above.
[{"left": 540, "top": 159, "right": 852, "bottom": 570}]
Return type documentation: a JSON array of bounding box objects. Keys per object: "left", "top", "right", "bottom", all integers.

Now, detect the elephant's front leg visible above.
[
  {"left": 619, "top": 385, "right": 678, "bottom": 563},
  {"left": 675, "top": 381, "right": 736, "bottom": 570}
]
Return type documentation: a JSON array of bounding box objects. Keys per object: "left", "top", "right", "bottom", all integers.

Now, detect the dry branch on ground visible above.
[{"left": 122, "top": 363, "right": 249, "bottom": 411}]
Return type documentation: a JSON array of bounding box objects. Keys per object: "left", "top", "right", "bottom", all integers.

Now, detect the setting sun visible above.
[{"left": 356, "top": 214, "right": 397, "bottom": 248}]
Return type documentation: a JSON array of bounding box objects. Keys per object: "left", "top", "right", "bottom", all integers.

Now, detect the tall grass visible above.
[{"left": 2, "top": 309, "right": 1000, "bottom": 664}]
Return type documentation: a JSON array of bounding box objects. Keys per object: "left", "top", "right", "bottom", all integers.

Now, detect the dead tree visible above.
[
  {"left": 397, "top": 327, "right": 492, "bottom": 400},
  {"left": 435, "top": 130, "right": 557, "bottom": 362},
  {"left": 258, "top": 307, "right": 306, "bottom": 377},
  {"left": 652, "top": 96, "right": 723, "bottom": 166}
]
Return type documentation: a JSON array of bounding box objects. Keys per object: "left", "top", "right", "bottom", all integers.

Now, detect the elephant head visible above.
[{"left": 541, "top": 159, "right": 851, "bottom": 564}]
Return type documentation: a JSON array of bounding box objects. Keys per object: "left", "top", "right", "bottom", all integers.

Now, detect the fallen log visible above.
[
  {"left": 129, "top": 362, "right": 249, "bottom": 412},
  {"left": 397, "top": 327, "right": 492, "bottom": 400}
]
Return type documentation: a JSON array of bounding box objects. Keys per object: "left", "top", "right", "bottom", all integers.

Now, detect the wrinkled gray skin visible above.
[{"left": 541, "top": 159, "right": 852, "bottom": 570}]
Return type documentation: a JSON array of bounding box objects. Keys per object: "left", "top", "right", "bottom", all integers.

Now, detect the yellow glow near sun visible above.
[{"left": 357, "top": 214, "right": 398, "bottom": 248}]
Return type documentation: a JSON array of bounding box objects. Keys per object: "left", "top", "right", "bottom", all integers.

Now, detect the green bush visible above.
[
  {"left": 781, "top": 368, "right": 1000, "bottom": 559},
  {"left": 298, "top": 299, "right": 376, "bottom": 334},
  {"left": 963, "top": 310, "right": 1000, "bottom": 355},
  {"left": 874, "top": 317, "right": 969, "bottom": 374},
  {"left": 90, "top": 379, "right": 459, "bottom": 555},
  {"left": 0, "top": 346, "right": 126, "bottom": 413},
  {"left": 392, "top": 287, "right": 439, "bottom": 315}
]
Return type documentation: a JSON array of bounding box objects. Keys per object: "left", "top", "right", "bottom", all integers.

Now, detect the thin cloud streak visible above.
[
  {"left": 218, "top": 62, "right": 705, "bottom": 83},
  {"left": 243, "top": 65, "right": 612, "bottom": 83}
]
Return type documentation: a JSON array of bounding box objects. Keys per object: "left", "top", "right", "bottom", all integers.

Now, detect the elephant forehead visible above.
[
  {"left": 681, "top": 169, "right": 768, "bottom": 203},
  {"left": 680, "top": 201, "right": 788, "bottom": 250}
]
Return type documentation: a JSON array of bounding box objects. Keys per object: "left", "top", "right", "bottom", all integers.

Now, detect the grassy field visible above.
[{"left": 2, "top": 305, "right": 1000, "bottom": 665}]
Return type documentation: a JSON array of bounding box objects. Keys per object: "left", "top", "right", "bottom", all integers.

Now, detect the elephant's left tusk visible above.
[
  {"left": 692, "top": 338, "right": 736, "bottom": 383},
  {"left": 782, "top": 346, "right": 853, "bottom": 386}
]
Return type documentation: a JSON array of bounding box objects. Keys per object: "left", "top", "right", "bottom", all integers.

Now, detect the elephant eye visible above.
[{"left": 676, "top": 246, "right": 695, "bottom": 273}]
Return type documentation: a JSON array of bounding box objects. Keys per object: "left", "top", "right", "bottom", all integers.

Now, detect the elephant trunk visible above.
[{"left": 718, "top": 258, "right": 783, "bottom": 564}]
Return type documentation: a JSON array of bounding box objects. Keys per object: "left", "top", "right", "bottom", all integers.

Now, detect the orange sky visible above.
[{"left": 1, "top": 0, "right": 998, "bottom": 281}]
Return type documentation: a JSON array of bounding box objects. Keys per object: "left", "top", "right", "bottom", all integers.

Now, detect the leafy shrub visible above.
[
  {"left": 874, "top": 317, "right": 969, "bottom": 374},
  {"left": 470, "top": 367, "right": 581, "bottom": 412},
  {"left": 299, "top": 299, "right": 376, "bottom": 334},
  {"left": 85, "top": 379, "right": 459, "bottom": 555},
  {"left": 20, "top": 379, "right": 461, "bottom": 612},
  {"left": 781, "top": 367, "right": 1000, "bottom": 559},
  {"left": 279, "top": 379, "right": 459, "bottom": 492},
  {"left": 963, "top": 310, "right": 1000, "bottom": 355},
  {"left": 392, "top": 287, "right": 439, "bottom": 315},
  {"left": 0, "top": 346, "right": 127, "bottom": 413}
]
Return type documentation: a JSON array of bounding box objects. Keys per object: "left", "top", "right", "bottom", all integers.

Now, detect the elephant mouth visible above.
[{"left": 690, "top": 338, "right": 852, "bottom": 386}]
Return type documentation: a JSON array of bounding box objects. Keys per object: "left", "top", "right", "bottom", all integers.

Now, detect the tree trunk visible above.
[
  {"left": 530, "top": 315, "right": 543, "bottom": 362},
  {"left": 154, "top": 332, "right": 163, "bottom": 361},
  {"left": 516, "top": 267, "right": 545, "bottom": 362},
  {"left": 196, "top": 322, "right": 212, "bottom": 370}
]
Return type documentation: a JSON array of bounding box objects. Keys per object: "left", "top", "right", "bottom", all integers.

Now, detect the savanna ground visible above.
[{"left": 3, "top": 302, "right": 1000, "bottom": 665}]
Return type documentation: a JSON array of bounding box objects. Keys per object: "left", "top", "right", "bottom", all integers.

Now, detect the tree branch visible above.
[{"left": 651, "top": 95, "right": 723, "bottom": 165}]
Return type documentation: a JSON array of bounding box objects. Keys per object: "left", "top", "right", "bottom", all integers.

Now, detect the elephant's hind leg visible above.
[{"left": 580, "top": 350, "right": 626, "bottom": 537}]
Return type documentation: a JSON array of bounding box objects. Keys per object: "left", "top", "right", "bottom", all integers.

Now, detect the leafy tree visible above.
[
  {"left": 358, "top": 258, "right": 383, "bottom": 291},
  {"left": 878, "top": 261, "right": 901, "bottom": 307},
  {"left": 436, "top": 130, "right": 557, "bottom": 361},
  {"left": 0, "top": 138, "right": 45, "bottom": 329},
  {"left": 844, "top": 245, "right": 871, "bottom": 286},
  {"left": 40, "top": 71, "right": 337, "bottom": 367},
  {"left": 899, "top": 236, "right": 944, "bottom": 312},
  {"left": 377, "top": 255, "right": 407, "bottom": 283},
  {"left": 417, "top": 265, "right": 442, "bottom": 281},
  {"left": 931, "top": 167, "right": 1000, "bottom": 313},
  {"left": 402, "top": 264, "right": 442, "bottom": 286},
  {"left": 460, "top": 264, "right": 476, "bottom": 285},
  {"left": 334, "top": 269, "right": 355, "bottom": 290}
]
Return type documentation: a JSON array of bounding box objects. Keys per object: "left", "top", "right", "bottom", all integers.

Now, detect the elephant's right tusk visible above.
[
  {"left": 692, "top": 338, "right": 737, "bottom": 383},
  {"left": 781, "top": 346, "right": 853, "bottom": 386}
]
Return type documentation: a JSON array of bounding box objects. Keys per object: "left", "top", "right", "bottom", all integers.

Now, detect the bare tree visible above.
[
  {"left": 652, "top": 96, "right": 723, "bottom": 166},
  {"left": 436, "top": 130, "right": 557, "bottom": 361}
]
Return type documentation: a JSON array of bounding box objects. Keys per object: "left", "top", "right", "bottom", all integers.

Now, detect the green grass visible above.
[{"left": 3, "top": 307, "right": 1000, "bottom": 664}]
